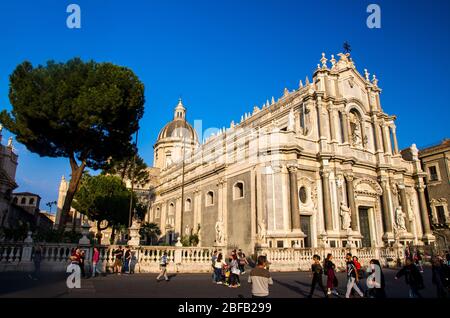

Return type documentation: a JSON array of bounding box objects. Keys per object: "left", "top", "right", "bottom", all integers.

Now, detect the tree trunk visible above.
[
  {"left": 110, "top": 225, "right": 116, "bottom": 245},
  {"left": 58, "top": 155, "right": 86, "bottom": 231}
]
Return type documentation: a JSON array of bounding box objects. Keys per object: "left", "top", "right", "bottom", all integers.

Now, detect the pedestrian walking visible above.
[
  {"left": 124, "top": 247, "right": 131, "bottom": 274},
  {"left": 28, "top": 244, "right": 42, "bottom": 280},
  {"left": 324, "top": 253, "right": 339, "bottom": 296},
  {"left": 229, "top": 253, "right": 241, "bottom": 288},
  {"left": 248, "top": 255, "right": 273, "bottom": 298},
  {"left": 345, "top": 253, "right": 364, "bottom": 298},
  {"left": 156, "top": 251, "right": 169, "bottom": 281},
  {"left": 307, "top": 254, "right": 327, "bottom": 298},
  {"left": 92, "top": 247, "right": 102, "bottom": 278},
  {"left": 413, "top": 248, "right": 424, "bottom": 273},
  {"left": 395, "top": 258, "right": 425, "bottom": 298},
  {"left": 113, "top": 246, "right": 124, "bottom": 275},
  {"left": 365, "top": 259, "right": 386, "bottom": 298},
  {"left": 352, "top": 256, "right": 364, "bottom": 294},
  {"left": 79, "top": 250, "right": 86, "bottom": 278},
  {"left": 431, "top": 256, "right": 449, "bottom": 298},
  {"left": 211, "top": 250, "right": 218, "bottom": 283},
  {"left": 237, "top": 249, "right": 248, "bottom": 274}
]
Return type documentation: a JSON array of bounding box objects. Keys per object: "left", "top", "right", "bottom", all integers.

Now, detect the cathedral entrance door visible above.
[
  {"left": 300, "top": 215, "right": 311, "bottom": 248},
  {"left": 358, "top": 207, "right": 372, "bottom": 247}
]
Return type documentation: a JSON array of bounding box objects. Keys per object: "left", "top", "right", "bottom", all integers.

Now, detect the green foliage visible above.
[
  {"left": 32, "top": 228, "right": 82, "bottom": 243},
  {"left": 72, "top": 174, "right": 133, "bottom": 229},
  {"left": 0, "top": 58, "right": 145, "bottom": 166},
  {"left": 134, "top": 202, "right": 148, "bottom": 221},
  {"left": 103, "top": 153, "right": 150, "bottom": 187},
  {"left": 139, "top": 222, "right": 161, "bottom": 245},
  {"left": 0, "top": 223, "right": 29, "bottom": 241},
  {"left": 180, "top": 225, "right": 200, "bottom": 246},
  {"left": 0, "top": 58, "right": 145, "bottom": 228},
  {"left": 181, "top": 233, "right": 199, "bottom": 247}
]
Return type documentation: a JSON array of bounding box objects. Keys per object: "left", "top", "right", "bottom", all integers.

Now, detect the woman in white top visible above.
[{"left": 214, "top": 253, "right": 226, "bottom": 284}]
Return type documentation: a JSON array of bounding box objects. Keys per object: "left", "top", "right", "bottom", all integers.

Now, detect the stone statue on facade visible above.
[
  {"left": 287, "top": 109, "right": 295, "bottom": 131},
  {"left": 215, "top": 220, "right": 225, "bottom": 245},
  {"left": 7, "top": 137, "right": 13, "bottom": 148},
  {"left": 352, "top": 123, "right": 362, "bottom": 147},
  {"left": 340, "top": 202, "right": 351, "bottom": 230},
  {"left": 395, "top": 206, "right": 407, "bottom": 231},
  {"left": 257, "top": 218, "right": 267, "bottom": 242}
]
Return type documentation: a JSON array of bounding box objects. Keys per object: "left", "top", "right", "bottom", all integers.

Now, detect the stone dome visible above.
[
  {"left": 157, "top": 119, "right": 197, "bottom": 140},
  {"left": 156, "top": 99, "right": 198, "bottom": 142}
]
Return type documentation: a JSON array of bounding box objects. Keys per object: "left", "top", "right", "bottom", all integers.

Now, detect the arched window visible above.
[
  {"left": 168, "top": 203, "right": 175, "bottom": 215},
  {"left": 167, "top": 203, "right": 175, "bottom": 226},
  {"left": 21, "top": 197, "right": 26, "bottom": 204},
  {"left": 29, "top": 198, "right": 35, "bottom": 205},
  {"left": 233, "top": 182, "right": 244, "bottom": 199},
  {"left": 155, "top": 207, "right": 161, "bottom": 218},
  {"left": 206, "top": 191, "right": 214, "bottom": 206},
  {"left": 13, "top": 197, "right": 18, "bottom": 204},
  {"left": 185, "top": 198, "right": 192, "bottom": 211}
]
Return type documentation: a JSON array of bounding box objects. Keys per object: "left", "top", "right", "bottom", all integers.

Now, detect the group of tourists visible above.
[
  {"left": 306, "top": 250, "right": 450, "bottom": 299},
  {"left": 65, "top": 245, "right": 136, "bottom": 279},
  {"left": 211, "top": 249, "right": 249, "bottom": 288},
  {"left": 111, "top": 245, "right": 136, "bottom": 275},
  {"left": 307, "top": 252, "right": 384, "bottom": 298}
]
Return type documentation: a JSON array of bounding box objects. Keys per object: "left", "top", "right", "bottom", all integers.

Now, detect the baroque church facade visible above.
[{"left": 147, "top": 52, "right": 434, "bottom": 253}]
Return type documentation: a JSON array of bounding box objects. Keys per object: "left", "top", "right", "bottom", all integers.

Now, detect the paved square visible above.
[{"left": 0, "top": 268, "right": 438, "bottom": 298}]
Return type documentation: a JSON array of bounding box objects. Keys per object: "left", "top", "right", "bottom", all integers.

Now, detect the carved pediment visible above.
[{"left": 354, "top": 178, "right": 382, "bottom": 197}]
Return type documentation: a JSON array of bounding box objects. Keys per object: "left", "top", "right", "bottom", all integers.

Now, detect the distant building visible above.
[
  {"left": 0, "top": 125, "right": 19, "bottom": 228},
  {"left": 418, "top": 139, "right": 450, "bottom": 248},
  {"left": 12, "top": 192, "right": 41, "bottom": 216},
  {"left": 36, "top": 211, "right": 54, "bottom": 230}
]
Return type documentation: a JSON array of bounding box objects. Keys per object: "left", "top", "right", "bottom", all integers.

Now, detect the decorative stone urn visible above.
[
  {"left": 78, "top": 221, "right": 91, "bottom": 245},
  {"left": 127, "top": 218, "right": 141, "bottom": 247}
]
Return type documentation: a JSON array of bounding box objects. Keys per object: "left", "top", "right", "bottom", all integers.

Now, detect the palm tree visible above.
[{"left": 139, "top": 222, "right": 161, "bottom": 245}]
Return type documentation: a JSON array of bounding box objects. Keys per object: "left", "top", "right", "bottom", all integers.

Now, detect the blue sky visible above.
[{"left": 0, "top": 0, "right": 449, "bottom": 212}]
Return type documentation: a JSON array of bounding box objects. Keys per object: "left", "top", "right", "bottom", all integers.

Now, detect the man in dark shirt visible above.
[
  {"left": 307, "top": 254, "right": 327, "bottom": 298},
  {"left": 345, "top": 253, "right": 364, "bottom": 298},
  {"left": 113, "top": 246, "right": 124, "bottom": 275},
  {"left": 395, "top": 258, "right": 425, "bottom": 298}
]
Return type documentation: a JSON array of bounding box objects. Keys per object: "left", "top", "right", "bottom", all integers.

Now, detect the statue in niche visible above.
[
  {"left": 340, "top": 202, "right": 352, "bottom": 230},
  {"left": 395, "top": 207, "right": 407, "bottom": 231},
  {"left": 215, "top": 220, "right": 225, "bottom": 245},
  {"left": 349, "top": 112, "right": 362, "bottom": 147},
  {"left": 257, "top": 218, "right": 267, "bottom": 242}
]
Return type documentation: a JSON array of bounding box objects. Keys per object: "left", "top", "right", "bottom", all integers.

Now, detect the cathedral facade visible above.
[{"left": 147, "top": 52, "right": 434, "bottom": 253}]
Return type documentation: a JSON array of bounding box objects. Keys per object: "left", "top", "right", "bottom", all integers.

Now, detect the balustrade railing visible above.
[{"left": 0, "top": 234, "right": 409, "bottom": 273}]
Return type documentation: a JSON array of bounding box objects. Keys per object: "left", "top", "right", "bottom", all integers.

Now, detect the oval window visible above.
[{"left": 299, "top": 186, "right": 307, "bottom": 204}]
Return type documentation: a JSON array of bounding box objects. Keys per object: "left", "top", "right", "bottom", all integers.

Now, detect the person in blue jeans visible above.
[
  {"left": 211, "top": 250, "right": 218, "bottom": 283},
  {"left": 214, "top": 253, "right": 226, "bottom": 284}
]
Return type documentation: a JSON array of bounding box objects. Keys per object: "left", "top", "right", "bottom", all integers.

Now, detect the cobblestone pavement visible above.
[{"left": 0, "top": 268, "right": 438, "bottom": 298}]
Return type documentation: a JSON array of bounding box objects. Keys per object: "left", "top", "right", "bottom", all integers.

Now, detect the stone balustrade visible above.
[
  {"left": 0, "top": 232, "right": 407, "bottom": 273},
  {"left": 256, "top": 246, "right": 404, "bottom": 272}
]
